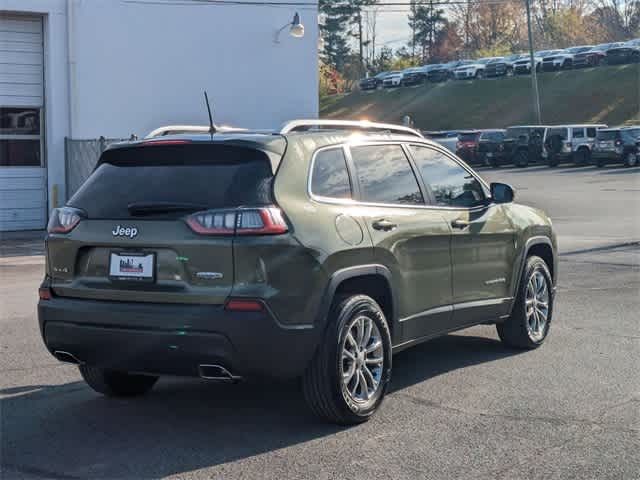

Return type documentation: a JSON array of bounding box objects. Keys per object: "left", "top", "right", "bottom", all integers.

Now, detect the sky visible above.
[{"left": 375, "top": 6, "right": 413, "bottom": 50}]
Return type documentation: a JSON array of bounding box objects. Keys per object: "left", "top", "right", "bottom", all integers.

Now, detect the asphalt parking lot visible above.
[{"left": 1, "top": 164, "right": 638, "bottom": 480}]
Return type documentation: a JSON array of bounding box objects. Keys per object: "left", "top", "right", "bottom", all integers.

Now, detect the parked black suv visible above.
[
  {"left": 605, "top": 45, "right": 640, "bottom": 65},
  {"left": 38, "top": 120, "right": 557, "bottom": 425},
  {"left": 477, "top": 130, "right": 507, "bottom": 165},
  {"left": 482, "top": 126, "right": 546, "bottom": 168},
  {"left": 593, "top": 127, "right": 640, "bottom": 167}
]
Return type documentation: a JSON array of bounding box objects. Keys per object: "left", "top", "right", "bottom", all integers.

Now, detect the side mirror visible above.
[{"left": 490, "top": 182, "right": 515, "bottom": 203}]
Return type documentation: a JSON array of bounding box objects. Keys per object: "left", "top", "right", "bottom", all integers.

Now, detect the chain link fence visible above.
[{"left": 65, "top": 137, "right": 133, "bottom": 200}]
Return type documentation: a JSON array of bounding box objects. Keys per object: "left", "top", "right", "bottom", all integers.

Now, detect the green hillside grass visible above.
[{"left": 320, "top": 64, "right": 640, "bottom": 129}]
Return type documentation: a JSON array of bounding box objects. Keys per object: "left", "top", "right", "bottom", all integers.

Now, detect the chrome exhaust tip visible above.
[
  {"left": 198, "top": 364, "right": 242, "bottom": 382},
  {"left": 53, "top": 350, "right": 83, "bottom": 365}
]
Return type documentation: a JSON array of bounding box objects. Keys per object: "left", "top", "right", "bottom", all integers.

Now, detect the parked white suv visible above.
[
  {"left": 382, "top": 71, "right": 403, "bottom": 88},
  {"left": 453, "top": 57, "right": 502, "bottom": 80},
  {"left": 542, "top": 124, "right": 607, "bottom": 166},
  {"left": 541, "top": 49, "right": 576, "bottom": 71}
]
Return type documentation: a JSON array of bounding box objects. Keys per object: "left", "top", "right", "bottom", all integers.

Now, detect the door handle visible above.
[
  {"left": 451, "top": 219, "right": 470, "bottom": 229},
  {"left": 372, "top": 219, "right": 397, "bottom": 231}
]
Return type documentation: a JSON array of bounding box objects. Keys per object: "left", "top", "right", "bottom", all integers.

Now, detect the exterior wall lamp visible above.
[{"left": 274, "top": 12, "right": 304, "bottom": 43}]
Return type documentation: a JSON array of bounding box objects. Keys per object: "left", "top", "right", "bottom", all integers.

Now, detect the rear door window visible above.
[
  {"left": 350, "top": 144, "right": 424, "bottom": 205},
  {"left": 69, "top": 143, "right": 274, "bottom": 219},
  {"left": 586, "top": 128, "right": 597, "bottom": 138},
  {"left": 572, "top": 128, "right": 585, "bottom": 139},
  {"left": 310, "top": 147, "right": 352, "bottom": 199},
  {"left": 547, "top": 128, "right": 568, "bottom": 140}
]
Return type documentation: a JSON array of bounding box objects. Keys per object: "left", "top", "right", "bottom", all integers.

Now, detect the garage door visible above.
[{"left": 0, "top": 14, "right": 46, "bottom": 231}]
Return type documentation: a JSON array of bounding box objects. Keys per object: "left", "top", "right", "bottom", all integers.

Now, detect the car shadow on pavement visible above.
[
  {"left": 0, "top": 332, "right": 520, "bottom": 478},
  {"left": 598, "top": 165, "right": 640, "bottom": 174}
]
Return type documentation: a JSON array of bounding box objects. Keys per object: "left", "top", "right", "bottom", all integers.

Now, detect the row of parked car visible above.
[
  {"left": 424, "top": 124, "right": 640, "bottom": 168},
  {"left": 360, "top": 39, "right": 640, "bottom": 89}
]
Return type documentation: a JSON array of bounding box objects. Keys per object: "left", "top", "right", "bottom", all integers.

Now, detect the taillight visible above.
[
  {"left": 47, "top": 207, "right": 84, "bottom": 234},
  {"left": 38, "top": 287, "right": 52, "bottom": 300},
  {"left": 186, "top": 207, "right": 288, "bottom": 236},
  {"left": 225, "top": 299, "right": 264, "bottom": 312}
]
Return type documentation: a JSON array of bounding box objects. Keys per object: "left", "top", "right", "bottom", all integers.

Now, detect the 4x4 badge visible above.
[{"left": 112, "top": 225, "right": 138, "bottom": 239}]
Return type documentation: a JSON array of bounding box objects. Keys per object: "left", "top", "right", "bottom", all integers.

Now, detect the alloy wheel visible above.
[
  {"left": 341, "top": 316, "right": 384, "bottom": 403},
  {"left": 525, "top": 270, "right": 549, "bottom": 342}
]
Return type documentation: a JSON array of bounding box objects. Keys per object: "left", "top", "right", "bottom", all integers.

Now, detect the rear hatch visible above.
[
  {"left": 47, "top": 141, "right": 281, "bottom": 305},
  {"left": 478, "top": 132, "right": 504, "bottom": 153},
  {"left": 607, "top": 48, "right": 636, "bottom": 62},
  {"left": 595, "top": 131, "right": 620, "bottom": 151}
]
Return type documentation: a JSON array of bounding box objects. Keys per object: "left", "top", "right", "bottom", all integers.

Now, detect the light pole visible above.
[{"left": 525, "top": 0, "right": 542, "bottom": 124}]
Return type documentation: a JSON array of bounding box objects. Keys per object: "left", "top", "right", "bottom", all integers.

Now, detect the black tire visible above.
[
  {"left": 514, "top": 149, "right": 529, "bottom": 167},
  {"left": 574, "top": 148, "right": 590, "bottom": 166},
  {"left": 497, "top": 256, "right": 554, "bottom": 349},
  {"left": 489, "top": 156, "right": 501, "bottom": 168},
  {"left": 302, "top": 295, "right": 392, "bottom": 425},
  {"left": 79, "top": 365, "right": 158, "bottom": 397},
  {"left": 596, "top": 157, "right": 605, "bottom": 168},
  {"left": 625, "top": 152, "right": 638, "bottom": 168},
  {"left": 548, "top": 154, "right": 559, "bottom": 167}
]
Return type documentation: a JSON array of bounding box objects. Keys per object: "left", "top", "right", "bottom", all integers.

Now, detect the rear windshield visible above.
[
  {"left": 596, "top": 131, "right": 620, "bottom": 141},
  {"left": 505, "top": 128, "right": 529, "bottom": 139},
  {"left": 68, "top": 144, "right": 274, "bottom": 219},
  {"left": 480, "top": 131, "right": 504, "bottom": 141},
  {"left": 459, "top": 132, "right": 480, "bottom": 142}
]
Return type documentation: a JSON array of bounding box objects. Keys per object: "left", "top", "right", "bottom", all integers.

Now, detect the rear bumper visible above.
[
  {"left": 457, "top": 148, "right": 480, "bottom": 164},
  {"left": 592, "top": 151, "right": 624, "bottom": 162},
  {"left": 38, "top": 296, "right": 320, "bottom": 379},
  {"left": 542, "top": 63, "right": 562, "bottom": 71}
]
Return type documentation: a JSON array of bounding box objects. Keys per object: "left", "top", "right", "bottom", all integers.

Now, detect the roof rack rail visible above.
[
  {"left": 279, "top": 119, "right": 424, "bottom": 138},
  {"left": 145, "top": 125, "right": 247, "bottom": 138}
]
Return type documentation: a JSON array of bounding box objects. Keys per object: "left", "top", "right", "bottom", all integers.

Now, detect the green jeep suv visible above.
[{"left": 38, "top": 120, "right": 557, "bottom": 424}]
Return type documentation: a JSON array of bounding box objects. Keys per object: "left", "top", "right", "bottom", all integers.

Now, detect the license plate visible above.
[{"left": 109, "top": 252, "right": 155, "bottom": 281}]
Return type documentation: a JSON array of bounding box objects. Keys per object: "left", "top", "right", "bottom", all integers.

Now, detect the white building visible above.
[{"left": 0, "top": 0, "right": 318, "bottom": 231}]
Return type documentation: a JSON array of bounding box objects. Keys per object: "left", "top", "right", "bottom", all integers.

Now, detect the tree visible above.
[
  {"left": 431, "top": 21, "right": 464, "bottom": 61},
  {"left": 372, "top": 46, "right": 394, "bottom": 72},
  {"left": 592, "top": 0, "right": 640, "bottom": 40},
  {"left": 320, "top": 12, "right": 351, "bottom": 71},
  {"left": 319, "top": 1, "right": 349, "bottom": 70},
  {"left": 364, "top": 7, "right": 379, "bottom": 67},
  {"left": 407, "top": 0, "right": 447, "bottom": 62}
]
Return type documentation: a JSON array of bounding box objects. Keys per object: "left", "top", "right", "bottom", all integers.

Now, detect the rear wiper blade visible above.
[{"left": 127, "top": 202, "right": 208, "bottom": 216}]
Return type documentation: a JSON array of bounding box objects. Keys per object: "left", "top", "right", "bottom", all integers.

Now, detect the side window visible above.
[
  {"left": 310, "top": 148, "right": 352, "bottom": 199},
  {"left": 586, "top": 127, "right": 597, "bottom": 138},
  {"left": 572, "top": 128, "right": 585, "bottom": 139},
  {"left": 350, "top": 144, "right": 424, "bottom": 205},
  {"left": 409, "top": 146, "right": 486, "bottom": 208}
]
